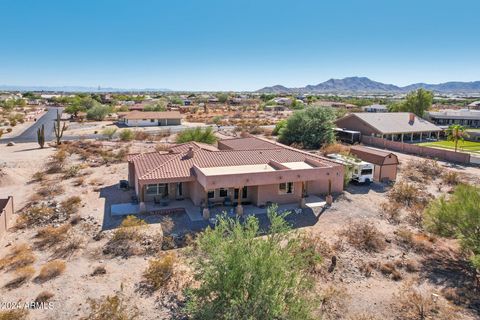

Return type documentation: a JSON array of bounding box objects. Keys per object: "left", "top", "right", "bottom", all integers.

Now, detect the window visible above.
[
  {"left": 219, "top": 188, "right": 228, "bottom": 197},
  {"left": 177, "top": 182, "right": 183, "bottom": 196},
  {"left": 207, "top": 190, "right": 215, "bottom": 199},
  {"left": 150, "top": 119, "right": 155, "bottom": 122},
  {"left": 158, "top": 183, "right": 168, "bottom": 197},
  {"left": 146, "top": 184, "right": 158, "bottom": 195},
  {"left": 361, "top": 169, "right": 373, "bottom": 175},
  {"left": 234, "top": 187, "right": 247, "bottom": 199},
  {"left": 279, "top": 182, "right": 294, "bottom": 194}
]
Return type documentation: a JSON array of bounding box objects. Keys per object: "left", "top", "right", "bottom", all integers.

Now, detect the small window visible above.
[
  {"left": 279, "top": 182, "right": 294, "bottom": 194},
  {"left": 361, "top": 169, "right": 373, "bottom": 175},
  {"left": 150, "top": 119, "right": 155, "bottom": 122},
  {"left": 207, "top": 190, "right": 215, "bottom": 199},
  {"left": 146, "top": 184, "right": 158, "bottom": 195},
  {"left": 219, "top": 188, "right": 228, "bottom": 197}
]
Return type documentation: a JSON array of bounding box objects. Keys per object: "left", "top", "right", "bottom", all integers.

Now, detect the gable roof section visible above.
[
  {"left": 350, "top": 145, "right": 399, "bottom": 165},
  {"left": 218, "top": 136, "right": 283, "bottom": 150},
  {"left": 340, "top": 112, "right": 441, "bottom": 134},
  {"left": 120, "top": 110, "right": 181, "bottom": 120}
]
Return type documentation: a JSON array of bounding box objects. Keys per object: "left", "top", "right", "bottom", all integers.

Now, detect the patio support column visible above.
[
  {"left": 139, "top": 184, "right": 146, "bottom": 213},
  {"left": 236, "top": 186, "right": 244, "bottom": 216},
  {"left": 202, "top": 190, "right": 210, "bottom": 220},
  {"left": 300, "top": 181, "right": 307, "bottom": 208},
  {"left": 410, "top": 133, "right": 414, "bottom": 141},
  {"left": 428, "top": 132, "right": 431, "bottom": 139},
  {"left": 419, "top": 132, "right": 423, "bottom": 142},
  {"left": 391, "top": 134, "right": 394, "bottom": 141},
  {"left": 401, "top": 133, "right": 404, "bottom": 143}
]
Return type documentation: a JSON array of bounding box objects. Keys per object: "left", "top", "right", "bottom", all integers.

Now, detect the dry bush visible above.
[
  {"left": 35, "top": 291, "right": 54, "bottom": 304},
  {"left": 63, "top": 164, "right": 81, "bottom": 178},
  {"left": 82, "top": 294, "right": 139, "bottom": 320},
  {"left": 349, "top": 314, "right": 380, "bottom": 320},
  {"left": 60, "top": 196, "right": 82, "bottom": 216},
  {"left": 91, "top": 265, "right": 107, "bottom": 276},
  {"left": 37, "top": 260, "right": 66, "bottom": 282},
  {"left": 403, "top": 159, "right": 443, "bottom": 183},
  {"left": 405, "top": 259, "right": 420, "bottom": 273},
  {"left": 296, "top": 234, "right": 334, "bottom": 275},
  {"left": 46, "top": 149, "right": 68, "bottom": 173},
  {"left": 161, "top": 216, "right": 175, "bottom": 234},
  {"left": 341, "top": 221, "right": 386, "bottom": 252},
  {"left": 320, "top": 143, "right": 350, "bottom": 156},
  {"left": 406, "top": 203, "right": 425, "bottom": 228},
  {"left": 392, "top": 282, "right": 457, "bottom": 320},
  {"left": 36, "top": 183, "right": 65, "bottom": 199},
  {"left": 52, "top": 235, "right": 85, "bottom": 259},
  {"left": 318, "top": 285, "right": 350, "bottom": 320},
  {"left": 0, "top": 309, "right": 29, "bottom": 320},
  {"left": 143, "top": 253, "right": 175, "bottom": 290},
  {"left": 380, "top": 201, "right": 402, "bottom": 224},
  {"left": 155, "top": 143, "right": 172, "bottom": 152},
  {"left": 104, "top": 215, "right": 153, "bottom": 257},
  {"left": 396, "top": 229, "right": 435, "bottom": 254},
  {"left": 441, "top": 171, "right": 461, "bottom": 185},
  {"left": 0, "top": 244, "right": 36, "bottom": 271},
  {"left": 359, "top": 260, "right": 377, "bottom": 277},
  {"left": 388, "top": 182, "right": 422, "bottom": 207},
  {"left": 73, "top": 176, "right": 86, "bottom": 186},
  {"left": 16, "top": 205, "right": 56, "bottom": 228},
  {"left": 134, "top": 130, "right": 150, "bottom": 141},
  {"left": 35, "top": 223, "right": 72, "bottom": 250},
  {"left": 31, "top": 171, "right": 46, "bottom": 182},
  {"left": 4, "top": 266, "right": 35, "bottom": 289}
]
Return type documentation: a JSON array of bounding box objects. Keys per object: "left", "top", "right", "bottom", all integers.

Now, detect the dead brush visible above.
[
  {"left": 320, "top": 143, "right": 350, "bottom": 156},
  {"left": 403, "top": 159, "right": 443, "bottom": 183},
  {"left": 143, "top": 253, "right": 175, "bottom": 290},
  {"left": 4, "top": 266, "right": 35, "bottom": 289},
  {"left": 73, "top": 176, "right": 86, "bottom": 186},
  {"left": 387, "top": 182, "right": 430, "bottom": 208},
  {"left": 46, "top": 149, "right": 68, "bottom": 173},
  {"left": 36, "top": 183, "right": 65, "bottom": 199},
  {"left": 341, "top": 221, "right": 387, "bottom": 252},
  {"left": 16, "top": 205, "right": 56, "bottom": 228},
  {"left": 82, "top": 293, "right": 140, "bottom": 320},
  {"left": 296, "top": 234, "right": 333, "bottom": 275},
  {"left": 37, "top": 260, "right": 66, "bottom": 282},
  {"left": 34, "top": 224, "right": 72, "bottom": 250},
  {"left": 0, "top": 244, "right": 36, "bottom": 271},
  {"left": 379, "top": 262, "right": 402, "bottom": 281},
  {"left": 35, "top": 291, "right": 54, "bottom": 304},
  {"left": 380, "top": 201, "right": 402, "bottom": 224},
  {"left": 60, "top": 196, "right": 82, "bottom": 216},
  {"left": 103, "top": 215, "right": 149, "bottom": 257},
  {"left": 0, "top": 309, "right": 29, "bottom": 320},
  {"left": 441, "top": 171, "right": 461, "bottom": 185},
  {"left": 318, "top": 285, "right": 350, "bottom": 319},
  {"left": 396, "top": 228, "right": 436, "bottom": 254}
]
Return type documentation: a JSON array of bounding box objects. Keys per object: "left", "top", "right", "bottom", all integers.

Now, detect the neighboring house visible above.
[
  {"left": 362, "top": 104, "right": 388, "bottom": 113},
  {"left": 468, "top": 101, "right": 480, "bottom": 110},
  {"left": 0, "top": 196, "right": 14, "bottom": 240},
  {"left": 335, "top": 112, "right": 442, "bottom": 142},
  {"left": 427, "top": 109, "right": 480, "bottom": 128},
  {"left": 349, "top": 146, "right": 399, "bottom": 182},
  {"left": 264, "top": 105, "right": 287, "bottom": 112},
  {"left": 118, "top": 111, "right": 182, "bottom": 127},
  {"left": 127, "top": 136, "right": 344, "bottom": 215}
]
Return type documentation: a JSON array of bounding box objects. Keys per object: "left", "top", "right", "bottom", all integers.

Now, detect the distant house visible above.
[
  {"left": 335, "top": 112, "right": 442, "bottom": 142},
  {"left": 362, "top": 104, "right": 388, "bottom": 113},
  {"left": 468, "top": 101, "right": 480, "bottom": 110},
  {"left": 349, "top": 146, "right": 399, "bottom": 182},
  {"left": 118, "top": 111, "right": 182, "bottom": 127},
  {"left": 427, "top": 109, "right": 480, "bottom": 128},
  {"left": 264, "top": 105, "right": 287, "bottom": 112}
]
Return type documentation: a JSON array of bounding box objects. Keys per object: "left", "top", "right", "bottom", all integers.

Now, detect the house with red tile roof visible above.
[{"left": 127, "top": 136, "right": 344, "bottom": 216}]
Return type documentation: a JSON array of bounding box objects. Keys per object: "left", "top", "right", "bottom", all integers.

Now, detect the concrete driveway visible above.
[{"left": 0, "top": 107, "right": 64, "bottom": 143}]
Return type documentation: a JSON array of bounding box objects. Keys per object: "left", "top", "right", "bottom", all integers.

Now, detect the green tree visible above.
[
  {"left": 176, "top": 127, "right": 217, "bottom": 144},
  {"left": 216, "top": 93, "right": 229, "bottom": 103},
  {"left": 119, "top": 129, "right": 134, "bottom": 141},
  {"left": 86, "top": 105, "right": 112, "bottom": 121},
  {"left": 272, "top": 119, "right": 287, "bottom": 136},
  {"left": 102, "top": 127, "right": 117, "bottom": 140},
  {"left": 446, "top": 124, "right": 468, "bottom": 152},
  {"left": 279, "top": 107, "right": 336, "bottom": 148},
  {"left": 388, "top": 89, "right": 433, "bottom": 117},
  {"left": 424, "top": 184, "right": 480, "bottom": 271},
  {"left": 186, "top": 206, "right": 316, "bottom": 320},
  {"left": 143, "top": 102, "right": 166, "bottom": 112}
]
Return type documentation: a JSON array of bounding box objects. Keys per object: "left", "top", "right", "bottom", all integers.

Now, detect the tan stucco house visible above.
[{"left": 127, "top": 136, "right": 344, "bottom": 215}]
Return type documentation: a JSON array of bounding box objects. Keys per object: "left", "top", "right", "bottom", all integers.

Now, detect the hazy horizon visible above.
[{"left": 1, "top": 0, "right": 479, "bottom": 91}]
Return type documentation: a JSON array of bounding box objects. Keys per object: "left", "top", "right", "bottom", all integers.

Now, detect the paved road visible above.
[{"left": 0, "top": 107, "right": 64, "bottom": 144}]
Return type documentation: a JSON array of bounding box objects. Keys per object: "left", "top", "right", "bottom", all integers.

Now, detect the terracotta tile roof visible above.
[
  {"left": 129, "top": 137, "right": 341, "bottom": 182},
  {"left": 120, "top": 110, "right": 181, "bottom": 120},
  {"left": 218, "top": 137, "right": 283, "bottom": 150}
]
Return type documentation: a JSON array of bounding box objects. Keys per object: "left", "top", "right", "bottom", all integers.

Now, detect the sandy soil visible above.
[{"left": 0, "top": 141, "right": 479, "bottom": 319}]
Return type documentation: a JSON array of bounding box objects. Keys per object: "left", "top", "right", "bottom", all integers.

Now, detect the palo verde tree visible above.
[
  {"left": 279, "top": 106, "right": 336, "bottom": 149},
  {"left": 388, "top": 88, "right": 433, "bottom": 117},
  {"left": 446, "top": 124, "right": 468, "bottom": 152},
  {"left": 37, "top": 124, "right": 45, "bottom": 148},
  {"left": 185, "top": 206, "right": 317, "bottom": 320},
  {"left": 53, "top": 110, "right": 67, "bottom": 145}
]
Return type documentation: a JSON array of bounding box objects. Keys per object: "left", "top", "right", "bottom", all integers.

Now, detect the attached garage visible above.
[{"left": 349, "top": 145, "right": 399, "bottom": 182}]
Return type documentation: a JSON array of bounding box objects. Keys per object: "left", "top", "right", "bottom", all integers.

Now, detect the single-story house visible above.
[
  {"left": 468, "top": 101, "right": 480, "bottom": 110},
  {"left": 362, "top": 104, "right": 388, "bottom": 113},
  {"left": 335, "top": 112, "right": 443, "bottom": 142},
  {"left": 427, "top": 109, "right": 480, "bottom": 128},
  {"left": 118, "top": 111, "right": 182, "bottom": 127},
  {"left": 127, "top": 136, "right": 344, "bottom": 215},
  {"left": 0, "top": 196, "right": 14, "bottom": 240},
  {"left": 349, "top": 146, "right": 399, "bottom": 182}
]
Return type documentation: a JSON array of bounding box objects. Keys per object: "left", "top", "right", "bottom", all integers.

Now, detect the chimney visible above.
[
  {"left": 409, "top": 113, "right": 415, "bottom": 124},
  {"left": 186, "top": 146, "right": 194, "bottom": 159}
]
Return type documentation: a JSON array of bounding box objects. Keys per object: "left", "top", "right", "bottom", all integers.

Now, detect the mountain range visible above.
[{"left": 257, "top": 77, "right": 480, "bottom": 94}]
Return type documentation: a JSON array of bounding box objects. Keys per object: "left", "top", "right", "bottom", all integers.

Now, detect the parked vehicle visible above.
[{"left": 327, "top": 153, "right": 374, "bottom": 183}]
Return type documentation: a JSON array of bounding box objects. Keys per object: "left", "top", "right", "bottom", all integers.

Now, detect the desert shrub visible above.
[
  {"left": 64, "top": 165, "right": 81, "bottom": 178},
  {"left": 36, "top": 183, "right": 65, "bottom": 199},
  {"left": 359, "top": 261, "right": 377, "bottom": 277},
  {"left": 186, "top": 206, "right": 317, "bottom": 319},
  {"left": 388, "top": 182, "right": 430, "bottom": 208},
  {"left": 405, "top": 259, "right": 420, "bottom": 273},
  {"left": 0, "top": 309, "right": 29, "bottom": 320},
  {"left": 37, "top": 260, "right": 66, "bottom": 281},
  {"left": 133, "top": 130, "right": 150, "bottom": 141},
  {"left": 82, "top": 294, "right": 139, "bottom": 320},
  {"left": 380, "top": 201, "right": 402, "bottom": 224},
  {"left": 35, "top": 291, "right": 54, "bottom": 304},
  {"left": 101, "top": 127, "right": 117, "bottom": 140},
  {"left": 295, "top": 235, "right": 332, "bottom": 275},
  {"left": 441, "top": 171, "right": 461, "bottom": 185},
  {"left": 104, "top": 216, "right": 150, "bottom": 257},
  {"left": 31, "top": 171, "right": 46, "bottom": 182},
  {"left": 272, "top": 119, "right": 286, "bottom": 136},
  {"left": 46, "top": 149, "right": 67, "bottom": 173},
  {"left": 341, "top": 221, "right": 386, "bottom": 252},
  {"left": 35, "top": 224, "right": 71, "bottom": 250},
  {"left": 60, "top": 196, "right": 82, "bottom": 216},
  {"left": 320, "top": 143, "right": 350, "bottom": 156},
  {"left": 119, "top": 129, "right": 134, "bottom": 141},
  {"left": 318, "top": 285, "right": 350, "bottom": 320},
  {"left": 73, "top": 177, "right": 86, "bottom": 186},
  {"left": 392, "top": 282, "right": 457, "bottom": 320},
  {"left": 86, "top": 104, "right": 111, "bottom": 121},
  {"left": 143, "top": 253, "right": 175, "bottom": 290},
  {"left": 4, "top": 266, "right": 35, "bottom": 289},
  {"left": 406, "top": 203, "right": 425, "bottom": 228},
  {"left": 0, "top": 244, "right": 36, "bottom": 271},
  {"left": 16, "top": 205, "right": 56, "bottom": 228},
  {"left": 396, "top": 228, "right": 435, "bottom": 254},
  {"left": 176, "top": 126, "right": 217, "bottom": 144},
  {"left": 91, "top": 266, "right": 107, "bottom": 276},
  {"left": 403, "top": 159, "right": 443, "bottom": 183}
]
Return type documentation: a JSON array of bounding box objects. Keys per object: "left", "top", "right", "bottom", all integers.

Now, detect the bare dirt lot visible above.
[{"left": 0, "top": 140, "right": 479, "bottom": 319}]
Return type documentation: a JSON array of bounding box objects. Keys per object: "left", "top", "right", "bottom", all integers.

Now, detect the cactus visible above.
[
  {"left": 53, "top": 110, "right": 66, "bottom": 145},
  {"left": 37, "top": 124, "right": 45, "bottom": 148}
]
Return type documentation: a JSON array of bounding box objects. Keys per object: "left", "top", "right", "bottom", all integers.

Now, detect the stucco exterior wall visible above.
[
  {"left": 0, "top": 197, "right": 14, "bottom": 240},
  {"left": 373, "top": 164, "right": 397, "bottom": 182},
  {"left": 256, "top": 182, "right": 303, "bottom": 206},
  {"left": 125, "top": 118, "right": 181, "bottom": 127}
]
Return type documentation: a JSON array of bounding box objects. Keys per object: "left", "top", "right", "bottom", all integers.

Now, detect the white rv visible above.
[{"left": 327, "top": 153, "right": 374, "bottom": 183}]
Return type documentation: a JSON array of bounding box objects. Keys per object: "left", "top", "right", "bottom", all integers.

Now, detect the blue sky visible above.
[{"left": 1, "top": 0, "right": 479, "bottom": 91}]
